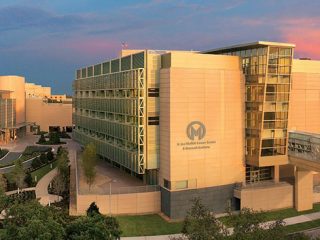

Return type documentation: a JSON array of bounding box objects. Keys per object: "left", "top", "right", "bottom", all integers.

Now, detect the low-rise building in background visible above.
[{"left": 0, "top": 76, "right": 72, "bottom": 143}]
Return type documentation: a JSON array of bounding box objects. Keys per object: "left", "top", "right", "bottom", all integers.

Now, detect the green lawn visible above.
[
  {"left": 219, "top": 204, "right": 320, "bottom": 227},
  {"left": 117, "top": 214, "right": 183, "bottom": 237},
  {"left": 117, "top": 205, "right": 320, "bottom": 237},
  {"left": 284, "top": 218, "right": 320, "bottom": 234},
  {"left": 31, "top": 161, "right": 58, "bottom": 183}
]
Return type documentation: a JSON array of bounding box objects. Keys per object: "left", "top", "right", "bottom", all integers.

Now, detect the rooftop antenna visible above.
[{"left": 121, "top": 42, "right": 128, "bottom": 49}]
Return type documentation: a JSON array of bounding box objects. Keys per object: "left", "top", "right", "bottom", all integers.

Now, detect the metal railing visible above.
[{"left": 288, "top": 131, "right": 320, "bottom": 162}]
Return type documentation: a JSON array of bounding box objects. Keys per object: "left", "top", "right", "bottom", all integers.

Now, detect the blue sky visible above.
[{"left": 0, "top": 0, "right": 319, "bottom": 94}]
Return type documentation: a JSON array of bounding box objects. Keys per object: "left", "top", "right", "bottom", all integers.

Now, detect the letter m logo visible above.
[{"left": 186, "top": 121, "right": 206, "bottom": 140}]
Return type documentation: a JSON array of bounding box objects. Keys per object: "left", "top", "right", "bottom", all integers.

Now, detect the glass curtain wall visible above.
[
  {"left": 218, "top": 44, "right": 294, "bottom": 182},
  {"left": 73, "top": 52, "right": 146, "bottom": 176}
]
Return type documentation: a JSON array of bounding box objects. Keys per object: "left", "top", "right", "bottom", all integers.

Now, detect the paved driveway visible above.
[
  {"left": 0, "top": 152, "right": 21, "bottom": 165},
  {"left": 0, "top": 134, "right": 39, "bottom": 152}
]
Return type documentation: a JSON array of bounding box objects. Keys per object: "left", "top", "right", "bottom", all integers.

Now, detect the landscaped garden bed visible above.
[
  {"left": 7, "top": 190, "right": 36, "bottom": 202},
  {"left": 49, "top": 131, "right": 71, "bottom": 139},
  {"left": 0, "top": 146, "right": 51, "bottom": 168},
  {"left": 37, "top": 132, "right": 66, "bottom": 145},
  {"left": 31, "top": 160, "right": 58, "bottom": 183}
]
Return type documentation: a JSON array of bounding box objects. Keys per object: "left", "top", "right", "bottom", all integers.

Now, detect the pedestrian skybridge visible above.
[{"left": 288, "top": 131, "right": 320, "bottom": 171}]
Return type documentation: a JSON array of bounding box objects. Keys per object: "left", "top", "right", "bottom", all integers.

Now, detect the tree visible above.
[
  {"left": 0, "top": 173, "right": 7, "bottom": 192},
  {"left": 24, "top": 172, "right": 33, "bottom": 187},
  {"left": 31, "top": 156, "right": 42, "bottom": 169},
  {"left": 66, "top": 214, "right": 121, "bottom": 240},
  {"left": 11, "top": 159, "right": 26, "bottom": 189},
  {"left": 0, "top": 190, "right": 8, "bottom": 213},
  {"left": 52, "top": 176, "right": 66, "bottom": 197},
  {"left": 57, "top": 146, "right": 63, "bottom": 156},
  {"left": 56, "top": 147, "right": 69, "bottom": 179},
  {"left": 47, "top": 150, "right": 54, "bottom": 161},
  {"left": 38, "top": 133, "right": 46, "bottom": 144},
  {"left": 52, "top": 147, "right": 70, "bottom": 197},
  {"left": 228, "top": 208, "right": 287, "bottom": 240},
  {"left": 81, "top": 143, "right": 97, "bottom": 190},
  {"left": 87, "top": 202, "right": 100, "bottom": 217},
  {"left": 3, "top": 200, "right": 65, "bottom": 240},
  {"left": 181, "top": 198, "right": 227, "bottom": 240},
  {"left": 39, "top": 153, "right": 48, "bottom": 164}
]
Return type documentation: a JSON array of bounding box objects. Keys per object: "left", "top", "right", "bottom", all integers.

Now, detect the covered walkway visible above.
[{"left": 288, "top": 131, "right": 320, "bottom": 211}]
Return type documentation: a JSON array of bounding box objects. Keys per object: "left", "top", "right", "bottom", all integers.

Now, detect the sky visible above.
[{"left": 0, "top": 0, "right": 319, "bottom": 94}]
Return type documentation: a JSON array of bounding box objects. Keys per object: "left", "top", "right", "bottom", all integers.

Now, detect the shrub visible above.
[
  {"left": 37, "top": 134, "right": 46, "bottom": 144},
  {"left": 7, "top": 191, "right": 36, "bottom": 203},
  {"left": 31, "top": 157, "right": 42, "bottom": 169},
  {"left": 24, "top": 173, "right": 33, "bottom": 187},
  {"left": 57, "top": 146, "right": 63, "bottom": 156},
  {"left": 87, "top": 202, "right": 100, "bottom": 216},
  {"left": 49, "top": 132, "right": 61, "bottom": 144},
  {"left": 47, "top": 151, "right": 54, "bottom": 161},
  {"left": 23, "top": 146, "right": 51, "bottom": 156},
  {"left": 59, "top": 131, "right": 71, "bottom": 139},
  {"left": 39, "top": 153, "right": 48, "bottom": 165}
]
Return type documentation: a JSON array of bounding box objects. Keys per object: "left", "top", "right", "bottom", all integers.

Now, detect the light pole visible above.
[{"left": 109, "top": 179, "right": 117, "bottom": 215}]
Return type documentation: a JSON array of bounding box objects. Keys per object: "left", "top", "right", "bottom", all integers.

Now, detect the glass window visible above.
[
  {"left": 164, "top": 179, "right": 171, "bottom": 189},
  {"left": 269, "top": 47, "right": 279, "bottom": 56},
  {"left": 76, "top": 70, "right": 81, "bottom": 79},
  {"left": 279, "top": 48, "right": 292, "bottom": 56},
  {"left": 148, "top": 116, "right": 159, "bottom": 125},
  {"left": 148, "top": 88, "right": 159, "bottom": 97},
  {"left": 94, "top": 64, "right": 101, "bottom": 76},
  {"left": 81, "top": 68, "right": 87, "bottom": 78},
  {"left": 102, "top": 62, "right": 110, "bottom": 74},
  {"left": 88, "top": 66, "right": 93, "bottom": 77}
]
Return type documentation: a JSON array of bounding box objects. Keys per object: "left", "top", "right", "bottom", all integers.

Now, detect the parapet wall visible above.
[{"left": 75, "top": 191, "right": 161, "bottom": 215}]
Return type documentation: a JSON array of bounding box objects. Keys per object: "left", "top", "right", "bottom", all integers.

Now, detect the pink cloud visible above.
[
  {"left": 64, "top": 37, "right": 121, "bottom": 56},
  {"left": 280, "top": 17, "right": 320, "bottom": 60}
]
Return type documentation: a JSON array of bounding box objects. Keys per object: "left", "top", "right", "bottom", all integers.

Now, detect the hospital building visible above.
[{"left": 72, "top": 41, "right": 320, "bottom": 219}]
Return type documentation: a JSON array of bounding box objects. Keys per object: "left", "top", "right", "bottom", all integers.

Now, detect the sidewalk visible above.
[
  {"left": 121, "top": 211, "right": 320, "bottom": 240},
  {"left": 35, "top": 167, "right": 62, "bottom": 205}
]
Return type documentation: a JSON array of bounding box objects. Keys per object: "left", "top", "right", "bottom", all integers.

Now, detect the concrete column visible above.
[
  {"left": 274, "top": 165, "right": 280, "bottom": 183},
  {"left": 295, "top": 167, "right": 313, "bottom": 211}
]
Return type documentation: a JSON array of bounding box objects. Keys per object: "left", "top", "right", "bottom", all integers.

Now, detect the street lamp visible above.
[{"left": 109, "top": 179, "right": 117, "bottom": 215}]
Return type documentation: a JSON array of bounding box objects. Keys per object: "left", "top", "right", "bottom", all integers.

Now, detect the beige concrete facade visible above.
[
  {"left": 295, "top": 168, "right": 313, "bottom": 211},
  {"left": 50, "top": 94, "right": 72, "bottom": 103},
  {"left": 25, "top": 82, "right": 51, "bottom": 99},
  {"left": 76, "top": 192, "right": 160, "bottom": 215},
  {"left": 287, "top": 60, "right": 320, "bottom": 211},
  {"left": 0, "top": 76, "right": 26, "bottom": 124},
  {"left": 26, "top": 98, "right": 72, "bottom": 132},
  {"left": 159, "top": 52, "right": 245, "bottom": 190},
  {"left": 289, "top": 60, "right": 320, "bottom": 133},
  {"left": 234, "top": 182, "right": 293, "bottom": 211}
]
